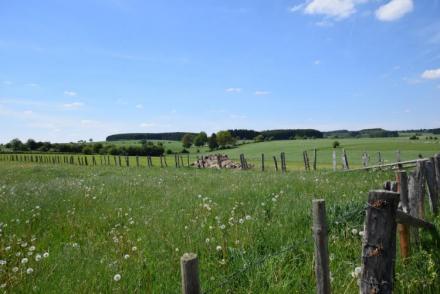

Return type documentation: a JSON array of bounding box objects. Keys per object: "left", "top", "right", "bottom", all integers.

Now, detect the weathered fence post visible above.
[
  {"left": 342, "top": 149, "right": 349, "bottom": 170},
  {"left": 312, "top": 199, "right": 331, "bottom": 294},
  {"left": 408, "top": 171, "right": 421, "bottom": 244},
  {"left": 332, "top": 150, "right": 336, "bottom": 171},
  {"left": 261, "top": 153, "right": 265, "bottom": 172},
  {"left": 396, "top": 171, "right": 410, "bottom": 258},
  {"left": 434, "top": 154, "right": 440, "bottom": 198},
  {"left": 180, "top": 253, "right": 201, "bottom": 294},
  {"left": 273, "top": 156, "right": 278, "bottom": 172},
  {"left": 378, "top": 152, "right": 382, "bottom": 164},
  {"left": 313, "top": 149, "right": 317, "bottom": 171},
  {"left": 160, "top": 155, "right": 164, "bottom": 168},
  {"left": 136, "top": 156, "right": 140, "bottom": 167},
  {"left": 425, "top": 158, "right": 438, "bottom": 215},
  {"left": 281, "top": 152, "right": 286, "bottom": 173},
  {"left": 360, "top": 190, "right": 399, "bottom": 294}
]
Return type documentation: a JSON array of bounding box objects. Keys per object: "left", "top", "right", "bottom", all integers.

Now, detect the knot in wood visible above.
[{"left": 370, "top": 199, "right": 387, "bottom": 209}]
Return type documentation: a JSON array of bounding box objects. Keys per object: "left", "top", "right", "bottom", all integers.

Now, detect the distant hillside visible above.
[
  {"left": 106, "top": 132, "right": 197, "bottom": 142},
  {"left": 324, "top": 128, "right": 399, "bottom": 138},
  {"left": 228, "top": 129, "right": 323, "bottom": 140}
]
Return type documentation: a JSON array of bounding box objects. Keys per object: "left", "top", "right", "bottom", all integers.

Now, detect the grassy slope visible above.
[{"left": 0, "top": 163, "right": 439, "bottom": 293}]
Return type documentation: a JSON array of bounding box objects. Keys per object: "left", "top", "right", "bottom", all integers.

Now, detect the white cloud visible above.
[
  {"left": 63, "top": 102, "right": 84, "bottom": 109},
  {"left": 135, "top": 104, "right": 144, "bottom": 109},
  {"left": 2, "top": 80, "right": 12, "bottom": 85},
  {"left": 64, "top": 90, "right": 77, "bottom": 97},
  {"left": 26, "top": 83, "right": 39, "bottom": 87},
  {"left": 255, "top": 91, "right": 271, "bottom": 96},
  {"left": 289, "top": 3, "right": 305, "bottom": 12},
  {"left": 303, "top": 0, "right": 366, "bottom": 19},
  {"left": 375, "top": 0, "right": 413, "bottom": 22},
  {"left": 225, "top": 87, "right": 242, "bottom": 93},
  {"left": 421, "top": 68, "right": 440, "bottom": 80},
  {"left": 314, "top": 59, "right": 321, "bottom": 65}
]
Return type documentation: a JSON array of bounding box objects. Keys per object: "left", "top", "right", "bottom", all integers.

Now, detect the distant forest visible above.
[{"left": 106, "top": 128, "right": 417, "bottom": 142}]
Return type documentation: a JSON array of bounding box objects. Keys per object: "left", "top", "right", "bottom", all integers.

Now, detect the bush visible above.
[
  {"left": 332, "top": 141, "right": 340, "bottom": 148},
  {"left": 166, "top": 149, "right": 173, "bottom": 154},
  {"left": 409, "top": 135, "right": 419, "bottom": 140},
  {"left": 181, "top": 149, "right": 189, "bottom": 154}
]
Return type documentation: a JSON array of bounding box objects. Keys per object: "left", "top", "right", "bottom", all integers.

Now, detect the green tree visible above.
[
  {"left": 9, "top": 138, "right": 25, "bottom": 151},
  {"left": 26, "top": 139, "right": 38, "bottom": 150},
  {"left": 216, "top": 131, "right": 234, "bottom": 147},
  {"left": 182, "top": 133, "right": 194, "bottom": 148},
  {"left": 208, "top": 133, "right": 218, "bottom": 150},
  {"left": 193, "top": 132, "right": 208, "bottom": 147}
]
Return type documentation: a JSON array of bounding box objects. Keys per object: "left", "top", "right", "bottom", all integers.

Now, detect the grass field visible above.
[
  {"left": 0, "top": 161, "right": 439, "bottom": 293},
  {"left": 96, "top": 137, "right": 440, "bottom": 170}
]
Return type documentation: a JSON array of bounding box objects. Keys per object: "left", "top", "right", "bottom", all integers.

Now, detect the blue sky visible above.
[{"left": 1, "top": 0, "right": 439, "bottom": 143}]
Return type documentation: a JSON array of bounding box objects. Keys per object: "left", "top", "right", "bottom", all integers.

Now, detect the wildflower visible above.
[
  {"left": 351, "top": 266, "right": 362, "bottom": 278},
  {"left": 21, "top": 258, "right": 29, "bottom": 264},
  {"left": 351, "top": 229, "right": 358, "bottom": 235},
  {"left": 113, "top": 274, "right": 121, "bottom": 282},
  {"left": 261, "top": 202, "right": 266, "bottom": 206},
  {"left": 239, "top": 218, "right": 244, "bottom": 224},
  {"left": 205, "top": 238, "right": 210, "bottom": 243},
  {"left": 21, "top": 242, "right": 28, "bottom": 248},
  {"left": 245, "top": 215, "right": 251, "bottom": 220},
  {"left": 0, "top": 260, "right": 6, "bottom": 265},
  {"left": 26, "top": 268, "right": 33, "bottom": 274},
  {"left": 216, "top": 245, "right": 222, "bottom": 251},
  {"left": 5, "top": 246, "right": 11, "bottom": 251},
  {"left": 0, "top": 284, "right": 5, "bottom": 289},
  {"left": 175, "top": 248, "right": 179, "bottom": 252},
  {"left": 12, "top": 267, "right": 19, "bottom": 272},
  {"left": 43, "top": 252, "right": 49, "bottom": 258},
  {"left": 359, "top": 231, "right": 365, "bottom": 237},
  {"left": 219, "top": 224, "right": 226, "bottom": 230},
  {"left": 124, "top": 254, "right": 130, "bottom": 260},
  {"left": 131, "top": 246, "right": 137, "bottom": 252},
  {"left": 35, "top": 254, "right": 42, "bottom": 261}
]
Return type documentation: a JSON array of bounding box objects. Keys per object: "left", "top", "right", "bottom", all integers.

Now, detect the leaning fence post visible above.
[
  {"left": 360, "top": 190, "right": 399, "bottom": 294},
  {"left": 180, "top": 253, "right": 201, "bottom": 294},
  {"left": 273, "top": 156, "right": 278, "bottom": 172},
  {"left": 396, "top": 171, "right": 410, "bottom": 258},
  {"left": 312, "top": 199, "right": 331, "bottom": 294}
]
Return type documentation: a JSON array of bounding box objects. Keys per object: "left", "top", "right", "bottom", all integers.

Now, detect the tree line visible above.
[{"left": 2, "top": 138, "right": 165, "bottom": 156}]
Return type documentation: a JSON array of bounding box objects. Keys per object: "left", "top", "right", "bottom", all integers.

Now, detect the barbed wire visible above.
[{"left": 202, "top": 239, "right": 313, "bottom": 294}]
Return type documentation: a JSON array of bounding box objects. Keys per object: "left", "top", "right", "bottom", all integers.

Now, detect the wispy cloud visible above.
[
  {"left": 140, "top": 122, "right": 156, "bottom": 128},
  {"left": 26, "top": 83, "right": 39, "bottom": 87},
  {"left": 64, "top": 90, "right": 77, "bottom": 97},
  {"left": 135, "top": 104, "right": 144, "bottom": 109},
  {"left": 62, "top": 102, "right": 84, "bottom": 109},
  {"left": 255, "top": 91, "right": 271, "bottom": 96},
  {"left": 2, "top": 80, "right": 13, "bottom": 85},
  {"left": 225, "top": 87, "right": 242, "bottom": 93},
  {"left": 421, "top": 68, "right": 440, "bottom": 80},
  {"left": 314, "top": 59, "right": 321, "bottom": 65},
  {"left": 375, "top": 0, "right": 413, "bottom": 22}
]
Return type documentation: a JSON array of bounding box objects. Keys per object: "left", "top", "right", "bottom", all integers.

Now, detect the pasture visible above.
[{"left": 0, "top": 160, "right": 439, "bottom": 293}]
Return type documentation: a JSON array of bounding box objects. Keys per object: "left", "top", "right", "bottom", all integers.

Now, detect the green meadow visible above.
[{"left": 0, "top": 157, "right": 439, "bottom": 293}]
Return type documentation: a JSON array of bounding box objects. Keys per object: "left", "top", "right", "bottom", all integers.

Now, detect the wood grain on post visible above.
[
  {"left": 408, "top": 172, "right": 421, "bottom": 244},
  {"left": 425, "top": 158, "right": 438, "bottom": 215},
  {"left": 180, "top": 253, "right": 201, "bottom": 294},
  {"left": 434, "top": 154, "right": 440, "bottom": 200},
  {"left": 360, "top": 190, "right": 399, "bottom": 294},
  {"left": 396, "top": 170, "right": 410, "bottom": 258},
  {"left": 312, "top": 199, "right": 331, "bottom": 294},
  {"left": 416, "top": 161, "right": 426, "bottom": 219}
]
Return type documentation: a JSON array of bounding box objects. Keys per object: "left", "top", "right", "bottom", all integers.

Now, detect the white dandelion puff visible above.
[{"left": 113, "top": 274, "right": 121, "bottom": 281}]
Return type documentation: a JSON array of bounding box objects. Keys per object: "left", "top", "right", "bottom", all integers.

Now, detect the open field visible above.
[
  {"left": 0, "top": 162, "right": 439, "bottom": 293},
  {"left": 92, "top": 137, "right": 440, "bottom": 170}
]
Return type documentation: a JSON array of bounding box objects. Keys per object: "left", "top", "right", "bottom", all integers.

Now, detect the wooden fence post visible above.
[
  {"left": 312, "top": 199, "right": 331, "bottom": 294},
  {"left": 425, "top": 158, "right": 438, "bottom": 215},
  {"left": 261, "top": 153, "right": 265, "bottom": 172},
  {"left": 408, "top": 171, "right": 421, "bottom": 244},
  {"left": 332, "top": 150, "right": 336, "bottom": 171},
  {"left": 273, "top": 156, "right": 278, "bottom": 172},
  {"left": 281, "top": 152, "right": 286, "bottom": 173},
  {"left": 360, "top": 190, "right": 399, "bottom": 294},
  {"left": 342, "top": 149, "right": 349, "bottom": 170},
  {"left": 396, "top": 171, "right": 410, "bottom": 258},
  {"left": 180, "top": 253, "right": 201, "bottom": 294},
  {"left": 313, "top": 149, "right": 317, "bottom": 171},
  {"left": 434, "top": 154, "right": 440, "bottom": 198}
]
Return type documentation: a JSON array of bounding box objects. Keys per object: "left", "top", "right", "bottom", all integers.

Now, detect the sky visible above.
[{"left": 1, "top": 0, "right": 440, "bottom": 143}]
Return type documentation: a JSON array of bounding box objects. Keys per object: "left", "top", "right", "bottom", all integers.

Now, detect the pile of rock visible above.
[{"left": 192, "top": 154, "right": 242, "bottom": 169}]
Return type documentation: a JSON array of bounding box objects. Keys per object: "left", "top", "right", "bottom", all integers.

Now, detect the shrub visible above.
[
  {"left": 332, "top": 141, "right": 340, "bottom": 148},
  {"left": 409, "top": 135, "right": 419, "bottom": 140}
]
